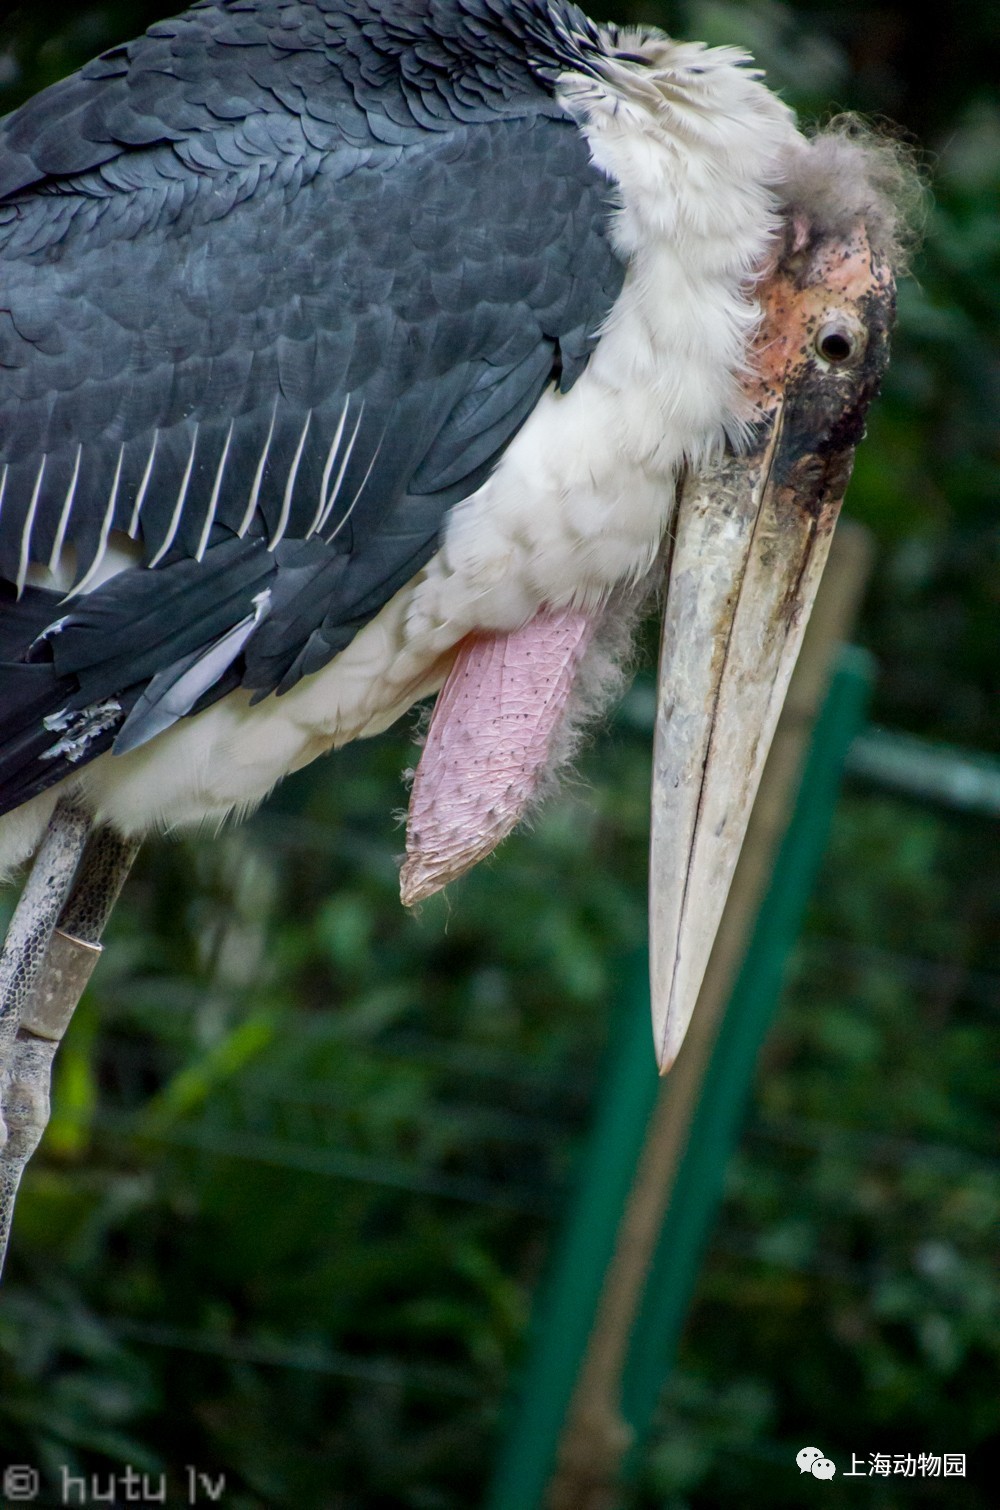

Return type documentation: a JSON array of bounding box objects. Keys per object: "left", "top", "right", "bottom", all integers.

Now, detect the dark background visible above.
[{"left": 0, "top": 2, "right": 997, "bottom": 1506}]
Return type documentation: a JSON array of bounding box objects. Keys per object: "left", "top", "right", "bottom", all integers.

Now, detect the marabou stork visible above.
[{"left": 0, "top": 0, "right": 907, "bottom": 1117}]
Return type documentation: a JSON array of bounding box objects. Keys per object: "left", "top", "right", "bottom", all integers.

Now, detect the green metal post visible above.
[
  {"left": 485, "top": 949, "right": 660, "bottom": 1510},
  {"left": 619, "top": 646, "right": 875, "bottom": 1455}
]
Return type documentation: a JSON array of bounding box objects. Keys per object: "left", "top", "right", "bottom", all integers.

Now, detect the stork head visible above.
[
  {"left": 402, "top": 125, "right": 912, "bottom": 1070},
  {"left": 644, "top": 123, "right": 916, "bottom": 1066},
  {"left": 649, "top": 206, "right": 897, "bottom": 1069}
]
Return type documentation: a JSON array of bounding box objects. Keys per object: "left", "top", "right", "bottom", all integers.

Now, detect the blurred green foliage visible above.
[{"left": 0, "top": 1, "right": 998, "bottom": 1506}]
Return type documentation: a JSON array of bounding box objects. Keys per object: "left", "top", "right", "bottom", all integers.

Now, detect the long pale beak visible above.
[{"left": 649, "top": 219, "right": 896, "bottom": 1071}]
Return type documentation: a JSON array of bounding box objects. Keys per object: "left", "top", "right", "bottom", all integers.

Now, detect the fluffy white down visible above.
[{"left": 0, "top": 31, "right": 800, "bottom": 878}]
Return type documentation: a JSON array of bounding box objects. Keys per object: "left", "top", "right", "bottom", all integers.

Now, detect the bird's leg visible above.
[
  {"left": 0, "top": 801, "right": 92, "bottom": 1072},
  {"left": 0, "top": 800, "right": 92, "bottom": 1270},
  {"left": 0, "top": 813, "right": 138, "bottom": 1276}
]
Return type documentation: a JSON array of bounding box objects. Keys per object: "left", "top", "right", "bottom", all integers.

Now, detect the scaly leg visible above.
[{"left": 0, "top": 807, "right": 138, "bottom": 1275}]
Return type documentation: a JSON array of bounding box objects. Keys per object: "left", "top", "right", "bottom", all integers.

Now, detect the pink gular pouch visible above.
[
  {"left": 402, "top": 214, "right": 896, "bottom": 1070},
  {"left": 400, "top": 605, "right": 599, "bottom": 907}
]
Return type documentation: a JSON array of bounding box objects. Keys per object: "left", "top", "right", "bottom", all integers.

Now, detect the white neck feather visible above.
[{"left": 556, "top": 32, "right": 801, "bottom": 463}]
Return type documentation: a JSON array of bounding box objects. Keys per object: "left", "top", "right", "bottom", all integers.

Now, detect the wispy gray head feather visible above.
[{"left": 780, "top": 116, "right": 926, "bottom": 272}]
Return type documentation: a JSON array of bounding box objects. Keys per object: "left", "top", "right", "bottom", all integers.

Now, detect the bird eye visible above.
[{"left": 815, "top": 320, "right": 861, "bottom": 365}]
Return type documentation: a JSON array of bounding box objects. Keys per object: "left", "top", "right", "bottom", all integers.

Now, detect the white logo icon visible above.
[
  {"left": 2, "top": 1465, "right": 40, "bottom": 1501},
  {"left": 797, "top": 1447, "right": 837, "bottom": 1479}
]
